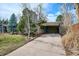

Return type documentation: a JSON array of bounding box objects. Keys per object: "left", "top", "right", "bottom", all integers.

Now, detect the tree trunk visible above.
[{"left": 27, "top": 14, "right": 30, "bottom": 39}]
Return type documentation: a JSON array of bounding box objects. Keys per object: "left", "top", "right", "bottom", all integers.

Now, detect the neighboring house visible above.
[
  {"left": 40, "top": 22, "right": 61, "bottom": 34},
  {"left": 0, "top": 19, "right": 17, "bottom": 33},
  {"left": 0, "top": 21, "right": 8, "bottom": 33}
]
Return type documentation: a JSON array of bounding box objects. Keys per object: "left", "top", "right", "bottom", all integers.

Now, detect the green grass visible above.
[{"left": 0, "top": 34, "right": 26, "bottom": 56}]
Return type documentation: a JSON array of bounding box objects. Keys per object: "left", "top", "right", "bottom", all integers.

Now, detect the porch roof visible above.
[{"left": 41, "top": 22, "right": 61, "bottom": 26}]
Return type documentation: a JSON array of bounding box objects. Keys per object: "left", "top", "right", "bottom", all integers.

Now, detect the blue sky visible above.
[
  {"left": 0, "top": 3, "right": 77, "bottom": 22},
  {"left": 44, "top": 3, "right": 61, "bottom": 14},
  {"left": 44, "top": 3, "right": 62, "bottom": 22}
]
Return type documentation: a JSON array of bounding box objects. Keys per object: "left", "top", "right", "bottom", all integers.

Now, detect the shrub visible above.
[{"left": 62, "top": 31, "right": 79, "bottom": 55}]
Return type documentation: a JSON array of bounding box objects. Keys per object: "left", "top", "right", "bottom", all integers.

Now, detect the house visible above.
[
  {"left": 39, "top": 22, "right": 61, "bottom": 34},
  {"left": 0, "top": 20, "right": 8, "bottom": 33},
  {"left": 0, "top": 24, "right": 8, "bottom": 33},
  {"left": 0, "top": 19, "right": 17, "bottom": 33}
]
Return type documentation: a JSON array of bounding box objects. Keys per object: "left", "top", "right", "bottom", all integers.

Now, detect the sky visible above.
[
  {"left": 0, "top": 3, "right": 77, "bottom": 23},
  {"left": 44, "top": 3, "right": 62, "bottom": 22}
]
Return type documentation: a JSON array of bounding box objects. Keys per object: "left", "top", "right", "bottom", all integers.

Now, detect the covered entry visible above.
[{"left": 40, "top": 22, "right": 60, "bottom": 33}]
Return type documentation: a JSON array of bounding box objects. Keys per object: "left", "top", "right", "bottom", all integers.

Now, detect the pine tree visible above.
[{"left": 8, "top": 13, "right": 17, "bottom": 33}]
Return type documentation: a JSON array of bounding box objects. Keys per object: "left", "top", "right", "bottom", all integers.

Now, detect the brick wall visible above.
[{"left": 71, "top": 23, "right": 79, "bottom": 32}]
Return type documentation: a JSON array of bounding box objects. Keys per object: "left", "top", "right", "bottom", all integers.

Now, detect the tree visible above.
[
  {"left": 21, "top": 4, "right": 31, "bottom": 38},
  {"left": 18, "top": 3, "right": 47, "bottom": 37},
  {"left": 19, "top": 4, "right": 39, "bottom": 37},
  {"left": 56, "top": 15, "right": 63, "bottom": 22},
  {"left": 60, "top": 3, "right": 75, "bottom": 35},
  {"left": 60, "top": 3, "right": 75, "bottom": 26},
  {"left": 17, "top": 4, "right": 31, "bottom": 38},
  {"left": 17, "top": 16, "right": 27, "bottom": 34},
  {"left": 35, "top": 4, "right": 47, "bottom": 34},
  {"left": 75, "top": 3, "right": 79, "bottom": 22},
  {"left": 37, "top": 4, "right": 47, "bottom": 22},
  {"left": 8, "top": 13, "right": 17, "bottom": 33}
]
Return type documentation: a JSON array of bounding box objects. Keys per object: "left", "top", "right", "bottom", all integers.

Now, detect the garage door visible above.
[{"left": 44, "top": 26, "right": 59, "bottom": 33}]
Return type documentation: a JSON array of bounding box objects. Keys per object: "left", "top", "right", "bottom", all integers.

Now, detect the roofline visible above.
[{"left": 41, "top": 22, "right": 61, "bottom": 26}]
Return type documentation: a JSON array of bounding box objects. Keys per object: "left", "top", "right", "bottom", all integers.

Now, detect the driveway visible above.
[{"left": 7, "top": 34, "right": 65, "bottom": 56}]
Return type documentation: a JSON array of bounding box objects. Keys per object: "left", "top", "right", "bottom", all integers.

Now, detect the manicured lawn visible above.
[{"left": 0, "top": 34, "right": 26, "bottom": 56}]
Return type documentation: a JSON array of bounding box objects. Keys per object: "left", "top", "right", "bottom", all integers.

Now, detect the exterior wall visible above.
[{"left": 71, "top": 23, "right": 79, "bottom": 33}]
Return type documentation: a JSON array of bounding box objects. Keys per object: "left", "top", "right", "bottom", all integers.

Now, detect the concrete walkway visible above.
[{"left": 7, "top": 34, "right": 65, "bottom": 56}]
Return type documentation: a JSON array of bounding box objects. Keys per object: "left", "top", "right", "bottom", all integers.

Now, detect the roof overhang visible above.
[{"left": 41, "top": 22, "right": 61, "bottom": 26}]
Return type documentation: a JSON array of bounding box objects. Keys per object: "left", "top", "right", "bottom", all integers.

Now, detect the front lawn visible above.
[{"left": 0, "top": 34, "right": 26, "bottom": 56}]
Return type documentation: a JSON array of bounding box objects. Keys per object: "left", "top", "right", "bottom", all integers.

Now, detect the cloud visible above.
[
  {"left": 47, "top": 14, "right": 57, "bottom": 22},
  {"left": 55, "top": 11, "right": 61, "bottom": 15},
  {"left": 0, "top": 3, "right": 22, "bottom": 19},
  {"left": 47, "top": 11, "right": 61, "bottom": 22},
  {"left": 43, "top": 3, "right": 49, "bottom": 10},
  {"left": 29, "top": 3, "right": 39, "bottom": 11},
  {"left": 30, "top": 3, "right": 48, "bottom": 13},
  {"left": 0, "top": 3, "right": 61, "bottom": 22},
  {"left": 41, "top": 3, "right": 61, "bottom": 22}
]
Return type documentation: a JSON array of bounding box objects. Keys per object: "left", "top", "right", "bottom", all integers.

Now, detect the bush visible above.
[{"left": 62, "top": 31, "right": 79, "bottom": 55}]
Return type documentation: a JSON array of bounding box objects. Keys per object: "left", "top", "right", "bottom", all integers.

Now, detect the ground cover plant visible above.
[{"left": 0, "top": 34, "right": 26, "bottom": 55}]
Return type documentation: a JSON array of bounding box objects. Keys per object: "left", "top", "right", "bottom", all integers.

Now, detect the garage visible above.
[{"left": 40, "top": 22, "right": 60, "bottom": 33}]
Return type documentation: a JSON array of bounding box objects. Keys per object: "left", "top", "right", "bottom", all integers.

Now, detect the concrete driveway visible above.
[{"left": 7, "top": 34, "right": 65, "bottom": 56}]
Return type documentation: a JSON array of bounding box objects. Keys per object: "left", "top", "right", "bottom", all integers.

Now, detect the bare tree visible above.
[
  {"left": 75, "top": 3, "right": 79, "bottom": 22},
  {"left": 34, "top": 3, "right": 47, "bottom": 34},
  {"left": 61, "top": 3, "right": 73, "bottom": 26},
  {"left": 60, "top": 3, "right": 74, "bottom": 34}
]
